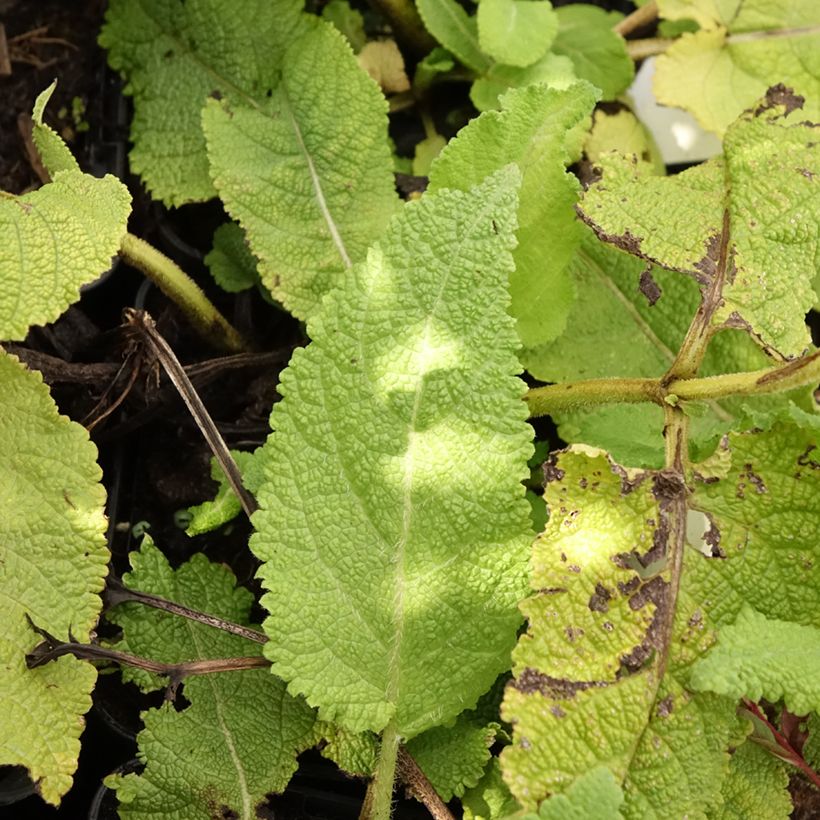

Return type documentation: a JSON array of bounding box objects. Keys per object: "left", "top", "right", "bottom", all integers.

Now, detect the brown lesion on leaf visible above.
[
  {"left": 512, "top": 668, "right": 608, "bottom": 699},
  {"left": 740, "top": 462, "right": 767, "bottom": 494},
  {"left": 542, "top": 455, "right": 565, "bottom": 484},
  {"left": 797, "top": 445, "right": 820, "bottom": 470},
  {"left": 752, "top": 84, "right": 805, "bottom": 119},
  {"left": 703, "top": 513, "right": 724, "bottom": 557},
  {"left": 576, "top": 204, "right": 648, "bottom": 261},
  {"left": 798, "top": 168, "right": 816, "bottom": 180},
  {"left": 656, "top": 694, "right": 674, "bottom": 718},
  {"left": 639, "top": 268, "right": 662, "bottom": 306},
  {"left": 565, "top": 625, "right": 585, "bottom": 642},
  {"left": 588, "top": 582, "right": 612, "bottom": 613}
]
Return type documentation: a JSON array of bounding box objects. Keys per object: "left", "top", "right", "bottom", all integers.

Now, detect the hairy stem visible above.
[
  {"left": 119, "top": 233, "right": 247, "bottom": 353},
  {"left": 366, "top": 0, "right": 436, "bottom": 55},
  {"left": 613, "top": 0, "right": 658, "bottom": 38},
  {"left": 365, "top": 720, "right": 400, "bottom": 820},
  {"left": 105, "top": 577, "right": 267, "bottom": 644},
  {"left": 526, "top": 377, "right": 662, "bottom": 417}
]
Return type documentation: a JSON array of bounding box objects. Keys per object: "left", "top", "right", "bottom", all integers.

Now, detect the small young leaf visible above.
[
  {"left": 203, "top": 23, "right": 399, "bottom": 320},
  {"left": 654, "top": 1, "right": 820, "bottom": 134},
  {"left": 31, "top": 82, "right": 80, "bottom": 175},
  {"left": 251, "top": 169, "right": 533, "bottom": 737},
  {"left": 477, "top": 0, "right": 557, "bottom": 68},
  {"left": 690, "top": 607, "right": 820, "bottom": 714},
  {"left": 416, "top": 0, "right": 492, "bottom": 73},
  {"left": 100, "top": 0, "right": 310, "bottom": 205},
  {"left": 584, "top": 109, "right": 665, "bottom": 175},
  {"left": 0, "top": 350, "right": 108, "bottom": 804},
  {"left": 204, "top": 223, "right": 259, "bottom": 294},
  {"left": 186, "top": 450, "right": 257, "bottom": 536},
  {"left": 358, "top": 39, "right": 411, "bottom": 94},
  {"left": 430, "top": 82, "right": 599, "bottom": 346},
  {"left": 551, "top": 5, "right": 634, "bottom": 101},
  {"left": 106, "top": 539, "right": 316, "bottom": 818},
  {"left": 715, "top": 741, "right": 792, "bottom": 820}
]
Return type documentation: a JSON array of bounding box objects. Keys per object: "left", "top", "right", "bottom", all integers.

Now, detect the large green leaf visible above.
[
  {"left": 202, "top": 22, "right": 398, "bottom": 320},
  {"left": 0, "top": 350, "right": 108, "bottom": 804},
  {"left": 655, "top": 0, "right": 820, "bottom": 134},
  {"left": 100, "top": 0, "right": 308, "bottom": 205},
  {"left": 429, "top": 82, "right": 598, "bottom": 347},
  {"left": 106, "top": 539, "right": 316, "bottom": 819},
  {"left": 250, "top": 169, "right": 533, "bottom": 738},
  {"left": 578, "top": 93, "right": 820, "bottom": 357}
]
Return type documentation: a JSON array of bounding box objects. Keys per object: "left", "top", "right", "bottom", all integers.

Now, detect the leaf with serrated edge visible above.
[
  {"left": 715, "top": 740, "right": 792, "bottom": 820},
  {"left": 654, "top": 0, "right": 820, "bottom": 135},
  {"left": 32, "top": 82, "right": 79, "bottom": 176},
  {"left": 203, "top": 23, "right": 398, "bottom": 320},
  {"left": 0, "top": 350, "right": 108, "bottom": 804},
  {"left": 100, "top": 0, "right": 309, "bottom": 205},
  {"left": 251, "top": 169, "right": 532, "bottom": 737},
  {"left": 417, "top": 0, "right": 492, "bottom": 74},
  {"left": 318, "top": 724, "right": 377, "bottom": 776},
  {"left": 578, "top": 93, "right": 820, "bottom": 357},
  {"left": 106, "top": 539, "right": 316, "bottom": 819},
  {"left": 502, "top": 447, "right": 737, "bottom": 815},
  {"left": 430, "top": 82, "right": 598, "bottom": 347},
  {"left": 186, "top": 451, "right": 257, "bottom": 536},
  {"left": 477, "top": 0, "right": 557, "bottom": 68}
]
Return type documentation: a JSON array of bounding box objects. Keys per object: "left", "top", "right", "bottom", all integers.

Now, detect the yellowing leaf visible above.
[
  {"left": 251, "top": 169, "right": 533, "bottom": 737},
  {"left": 0, "top": 350, "right": 108, "bottom": 804}
]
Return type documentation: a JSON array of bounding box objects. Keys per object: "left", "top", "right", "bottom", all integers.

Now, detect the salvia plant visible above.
[{"left": 1, "top": 0, "right": 820, "bottom": 818}]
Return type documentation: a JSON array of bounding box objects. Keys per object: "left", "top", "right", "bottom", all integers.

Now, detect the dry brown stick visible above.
[
  {"left": 0, "top": 23, "right": 12, "bottom": 76},
  {"left": 397, "top": 747, "right": 455, "bottom": 820},
  {"left": 613, "top": 0, "right": 658, "bottom": 37}
]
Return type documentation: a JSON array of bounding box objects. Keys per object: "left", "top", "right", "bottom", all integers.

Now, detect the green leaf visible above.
[
  {"left": 412, "top": 133, "right": 447, "bottom": 176},
  {"left": 522, "top": 229, "right": 813, "bottom": 467},
  {"left": 106, "top": 539, "right": 316, "bottom": 818},
  {"left": 319, "top": 724, "right": 377, "bottom": 776},
  {"left": 430, "top": 82, "right": 598, "bottom": 346},
  {"left": 100, "top": 0, "right": 310, "bottom": 205},
  {"left": 477, "top": 0, "right": 557, "bottom": 68},
  {"left": 578, "top": 94, "right": 820, "bottom": 357},
  {"left": 186, "top": 450, "right": 257, "bottom": 536},
  {"left": 204, "top": 223, "right": 259, "bottom": 294},
  {"left": 654, "top": 1, "right": 820, "bottom": 135},
  {"left": 31, "top": 82, "right": 80, "bottom": 175},
  {"left": 803, "top": 714, "right": 820, "bottom": 770},
  {"left": 461, "top": 758, "right": 521, "bottom": 820},
  {"left": 551, "top": 5, "right": 634, "bottom": 101},
  {"left": 322, "top": 0, "right": 366, "bottom": 52},
  {"left": 526, "top": 767, "right": 624, "bottom": 819},
  {"left": 0, "top": 350, "right": 108, "bottom": 804},
  {"left": 501, "top": 447, "right": 737, "bottom": 814},
  {"left": 406, "top": 713, "right": 498, "bottom": 801},
  {"left": 417, "top": 0, "right": 492, "bottom": 73},
  {"left": 0, "top": 161, "right": 130, "bottom": 344},
  {"left": 250, "top": 169, "right": 533, "bottom": 737},
  {"left": 715, "top": 740, "right": 792, "bottom": 820},
  {"left": 202, "top": 23, "right": 399, "bottom": 320},
  {"left": 690, "top": 607, "right": 820, "bottom": 714}
]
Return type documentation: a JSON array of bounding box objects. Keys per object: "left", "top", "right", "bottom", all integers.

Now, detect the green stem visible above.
[
  {"left": 367, "top": 721, "right": 400, "bottom": 820},
  {"left": 366, "top": 0, "right": 436, "bottom": 56},
  {"left": 119, "top": 233, "right": 248, "bottom": 353},
  {"left": 525, "top": 377, "right": 662, "bottom": 417}
]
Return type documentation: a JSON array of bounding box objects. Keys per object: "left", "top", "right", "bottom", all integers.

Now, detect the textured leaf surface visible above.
[
  {"left": 461, "top": 759, "right": 520, "bottom": 820},
  {"left": 204, "top": 223, "right": 259, "bottom": 294},
  {"left": 0, "top": 350, "right": 108, "bottom": 803},
  {"left": 318, "top": 725, "right": 377, "bottom": 776},
  {"left": 526, "top": 767, "right": 624, "bottom": 819},
  {"left": 691, "top": 607, "right": 820, "bottom": 715},
  {"left": 0, "top": 171, "right": 130, "bottom": 342},
  {"left": 251, "top": 170, "right": 533, "bottom": 737},
  {"left": 417, "top": 0, "right": 491, "bottom": 73},
  {"left": 522, "top": 229, "right": 812, "bottom": 466},
  {"left": 31, "top": 82, "right": 80, "bottom": 176},
  {"left": 502, "top": 448, "right": 736, "bottom": 814},
  {"left": 203, "top": 23, "right": 398, "bottom": 320},
  {"left": 654, "top": 1, "right": 820, "bottom": 134},
  {"left": 477, "top": 0, "right": 557, "bottom": 68},
  {"left": 551, "top": 5, "right": 633, "bottom": 101},
  {"left": 107, "top": 539, "right": 316, "bottom": 820},
  {"left": 584, "top": 109, "right": 664, "bottom": 175},
  {"left": 715, "top": 740, "right": 791, "bottom": 820},
  {"left": 430, "top": 82, "right": 597, "bottom": 347},
  {"left": 579, "top": 95, "right": 820, "bottom": 356},
  {"left": 100, "top": 0, "right": 308, "bottom": 205},
  {"left": 406, "top": 713, "right": 498, "bottom": 801}
]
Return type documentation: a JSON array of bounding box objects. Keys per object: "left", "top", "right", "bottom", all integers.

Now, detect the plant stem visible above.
[
  {"left": 365, "top": 720, "right": 400, "bottom": 820},
  {"left": 626, "top": 37, "right": 674, "bottom": 60},
  {"left": 119, "top": 232, "right": 247, "bottom": 353},
  {"left": 613, "top": 0, "right": 658, "bottom": 37},
  {"left": 397, "top": 747, "right": 454, "bottom": 820},
  {"left": 526, "top": 377, "right": 662, "bottom": 417},
  {"left": 366, "top": 0, "right": 436, "bottom": 56},
  {"left": 105, "top": 577, "right": 268, "bottom": 644}
]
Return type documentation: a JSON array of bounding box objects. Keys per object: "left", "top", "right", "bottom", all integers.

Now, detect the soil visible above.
[{"left": 0, "top": 1, "right": 817, "bottom": 819}]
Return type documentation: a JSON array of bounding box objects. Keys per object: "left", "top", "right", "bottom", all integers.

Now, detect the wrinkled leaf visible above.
[
  {"left": 715, "top": 740, "right": 792, "bottom": 820},
  {"left": 204, "top": 223, "right": 259, "bottom": 294}
]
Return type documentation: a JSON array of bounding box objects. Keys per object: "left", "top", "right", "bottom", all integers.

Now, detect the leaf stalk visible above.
[{"left": 365, "top": 720, "right": 400, "bottom": 820}]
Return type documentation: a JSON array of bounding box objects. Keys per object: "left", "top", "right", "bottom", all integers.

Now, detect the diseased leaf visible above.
[
  {"left": 430, "top": 82, "right": 598, "bottom": 346},
  {"left": 106, "top": 539, "right": 316, "bottom": 819},
  {"left": 417, "top": 0, "right": 491, "bottom": 73},
  {"left": 654, "top": 1, "right": 820, "bottom": 134},
  {"left": 100, "top": 0, "right": 309, "bottom": 205},
  {"left": 502, "top": 447, "right": 737, "bottom": 815},
  {"left": 578, "top": 92, "right": 820, "bottom": 357},
  {"left": 584, "top": 109, "right": 664, "bottom": 175},
  {"left": 461, "top": 758, "right": 521, "bottom": 820},
  {"left": 525, "top": 767, "right": 624, "bottom": 819},
  {"left": 250, "top": 169, "right": 533, "bottom": 737},
  {"left": 715, "top": 740, "right": 792, "bottom": 820},
  {"left": 477, "top": 0, "right": 557, "bottom": 68},
  {"left": 204, "top": 223, "right": 259, "bottom": 294},
  {"left": 203, "top": 23, "right": 398, "bottom": 320},
  {"left": 551, "top": 5, "right": 633, "bottom": 101},
  {"left": 0, "top": 350, "right": 108, "bottom": 804},
  {"left": 690, "top": 607, "right": 820, "bottom": 714},
  {"left": 406, "top": 713, "right": 498, "bottom": 801}
]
